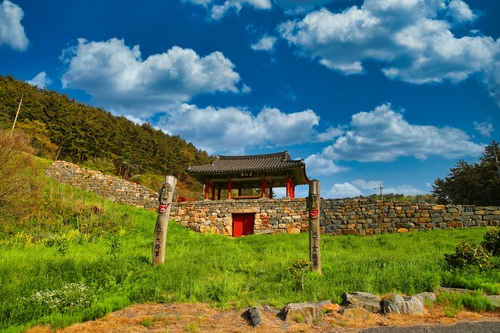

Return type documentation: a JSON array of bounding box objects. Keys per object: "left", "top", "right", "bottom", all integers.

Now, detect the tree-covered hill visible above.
[{"left": 0, "top": 75, "right": 212, "bottom": 196}]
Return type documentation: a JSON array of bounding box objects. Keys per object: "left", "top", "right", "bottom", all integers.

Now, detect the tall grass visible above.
[{"left": 0, "top": 135, "right": 498, "bottom": 331}]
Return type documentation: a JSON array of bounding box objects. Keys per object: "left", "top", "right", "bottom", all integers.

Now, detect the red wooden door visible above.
[{"left": 232, "top": 213, "right": 254, "bottom": 237}]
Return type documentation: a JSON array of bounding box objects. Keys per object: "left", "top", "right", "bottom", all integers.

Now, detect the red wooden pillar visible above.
[
  {"left": 286, "top": 175, "right": 291, "bottom": 198},
  {"left": 291, "top": 185, "right": 295, "bottom": 198},
  {"left": 227, "top": 178, "right": 232, "bottom": 200},
  {"left": 269, "top": 184, "right": 273, "bottom": 199},
  {"left": 205, "top": 179, "right": 210, "bottom": 200},
  {"left": 261, "top": 176, "right": 266, "bottom": 198},
  {"left": 238, "top": 188, "right": 242, "bottom": 196},
  {"left": 211, "top": 185, "right": 216, "bottom": 200},
  {"left": 217, "top": 188, "right": 221, "bottom": 200}
]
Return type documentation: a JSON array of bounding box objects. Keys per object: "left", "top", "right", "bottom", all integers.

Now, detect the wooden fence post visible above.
[
  {"left": 307, "top": 179, "right": 322, "bottom": 274},
  {"left": 152, "top": 175, "right": 177, "bottom": 265}
]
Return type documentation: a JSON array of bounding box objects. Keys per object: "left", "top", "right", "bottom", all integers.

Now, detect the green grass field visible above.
[{"left": 0, "top": 150, "right": 499, "bottom": 332}]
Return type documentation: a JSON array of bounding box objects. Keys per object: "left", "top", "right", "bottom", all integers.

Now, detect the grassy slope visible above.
[{"left": 0, "top": 159, "right": 498, "bottom": 332}]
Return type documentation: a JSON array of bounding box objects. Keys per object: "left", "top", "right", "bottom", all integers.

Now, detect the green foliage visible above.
[
  {"left": 444, "top": 241, "right": 491, "bottom": 270},
  {"left": 0, "top": 130, "right": 45, "bottom": 227},
  {"left": 442, "top": 272, "right": 500, "bottom": 295},
  {"left": 432, "top": 141, "right": 500, "bottom": 205},
  {"left": 287, "top": 259, "right": 311, "bottom": 291},
  {"left": 481, "top": 227, "right": 500, "bottom": 257},
  {"left": 0, "top": 75, "right": 213, "bottom": 197},
  {"left": 106, "top": 234, "right": 123, "bottom": 260},
  {"left": 437, "top": 290, "right": 494, "bottom": 313}
]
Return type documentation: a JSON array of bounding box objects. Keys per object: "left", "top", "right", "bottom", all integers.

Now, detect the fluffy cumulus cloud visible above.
[
  {"left": 304, "top": 154, "right": 350, "bottom": 176},
  {"left": 0, "top": 0, "right": 29, "bottom": 51},
  {"left": 182, "top": 0, "right": 272, "bottom": 20},
  {"left": 60, "top": 38, "right": 244, "bottom": 117},
  {"left": 155, "top": 104, "right": 320, "bottom": 153},
  {"left": 319, "top": 103, "right": 485, "bottom": 162},
  {"left": 251, "top": 34, "right": 277, "bottom": 52},
  {"left": 328, "top": 179, "right": 424, "bottom": 198},
  {"left": 278, "top": 0, "right": 500, "bottom": 103},
  {"left": 26, "top": 72, "right": 52, "bottom": 88},
  {"left": 328, "top": 182, "right": 363, "bottom": 198}
]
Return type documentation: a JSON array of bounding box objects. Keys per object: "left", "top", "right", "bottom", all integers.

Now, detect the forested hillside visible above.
[{"left": 0, "top": 75, "right": 212, "bottom": 196}]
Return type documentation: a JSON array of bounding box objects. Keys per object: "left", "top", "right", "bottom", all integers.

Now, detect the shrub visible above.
[
  {"left": 0, "top": 130, "right": 44, "bottom": 227},
  {"left": 481, "top": 228, "right": 500, "bottom": 257},
  {"left": 444, "top": 241, "right": 491, "bottom": 270},
  {"left": 287, "top": 259, "right": 311, "bottom": 291}
]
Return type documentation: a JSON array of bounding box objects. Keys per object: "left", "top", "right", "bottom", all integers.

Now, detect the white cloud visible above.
[
  {"left": 318, "top": 103, "right": 485, "bottom": 162},
  {"left": 182, "top": 0, "right": 272, "bottom": 20},
  {"left": 447, "top": 0, "right": 477, "bottom": 23},
  {"left": 278, "top": 0, "right": 500, "bottom": 98},
  {"left": 473, "top": 120, "right": 494, "bottom": 137},
  {"left": 155, "top": 104, "right": 320, "bottom": 153},
  {"left": 304, "top": 153, "right": 350, "bottom": 176},
  {"left": 0, "top": 0, "right": 29, "bottom": 51},
  {"left": 383, "top": 184, "right": 424, "bottom": 195},
  {"left": 26, "top": 72, "right": 52, "bottom": 88},
  {"left": 315, "top": 125, "right": 344, "bottom": 142},
  {"left": 251, "top": 35, "right": 277, "bottom": 52},
  {"left": 352, "top": 179, "right": 380, "bottom": 190},
  {"left": 60, "top": 38, "right": 244, "bottom": 118},
  {"left": 328, "top": 182, "right": 363, "bottom": 198},
  {"left": 328, "top": 179, "right": 424, "bottom": 198}
]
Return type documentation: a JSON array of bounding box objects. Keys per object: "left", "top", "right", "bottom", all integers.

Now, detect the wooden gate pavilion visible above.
[{"left": 186, "top": 151, "right": 309, "bottom": 200}]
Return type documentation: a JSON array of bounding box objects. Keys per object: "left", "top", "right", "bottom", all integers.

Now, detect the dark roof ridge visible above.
[{"left": 217, "top": 151, "right": 291, "bottom": 160}]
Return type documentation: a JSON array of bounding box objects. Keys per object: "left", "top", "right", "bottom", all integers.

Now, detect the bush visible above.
[
  {"left": 0, "top": 130, "right": 44, "bottom": 227},
  {"left": 481, "top": 228, "right": 500, "bottom": 257},
  {"left": 444, "top": 241, "right": 491, "bottom": 270}
]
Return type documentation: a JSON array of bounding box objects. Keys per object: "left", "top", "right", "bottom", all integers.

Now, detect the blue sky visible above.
[{"left": 1, "top": 0, "right": 499, "bottom": 199}]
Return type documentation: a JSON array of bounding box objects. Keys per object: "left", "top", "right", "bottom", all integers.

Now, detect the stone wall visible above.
[
  {"left": 170, "top": 198, "right": 500, "bottom": 236},
  {"left": 45, "top": 161, "right": 500, "bottom": 237},
  {"left": 44, "top": 160, "right": 159, "bottom": 209}
]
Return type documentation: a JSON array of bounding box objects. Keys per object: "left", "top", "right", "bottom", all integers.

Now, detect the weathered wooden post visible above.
[
  {"left": 152, "top": 175, "right": 177, "bottom": 266},
  {"left": 307, "top": 179, "right": 322, "bottom": 274}
]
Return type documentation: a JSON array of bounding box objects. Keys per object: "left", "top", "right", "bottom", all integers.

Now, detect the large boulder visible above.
[
  {"left": 380, "top": 294, "right": 424, "bottom": 315},
  {"left": 341, "top": 292, "right": 381, "bottom": 313},
  {"left": 281, "top": 302, "right": 324, "bottom": 324}
]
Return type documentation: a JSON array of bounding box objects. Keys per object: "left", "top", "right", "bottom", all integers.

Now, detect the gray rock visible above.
[
  {"left": 342, "top": 292, "right": 381, "bottom": 313},
  {"left": 341, "top": 306, "right": 372, "bottom": 320},
  {"left": 380, "top": 294, "right": 424, "bottom": 315},
  {"left": 281, "top": 302, "right": 323, "bottom": 324},
  {"left": 414, "top": 292, "right": 437, "bottom": 306},
  {"left": 246, "top": 306, "right": 263, "bottom": 327},
  {"left": 486, "top": 295, "right": 500, "bottom": 311}
]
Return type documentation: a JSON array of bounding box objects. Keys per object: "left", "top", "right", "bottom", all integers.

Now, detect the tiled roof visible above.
[{"left": 186, "top": 151, "right": 306, "bottom": 174}]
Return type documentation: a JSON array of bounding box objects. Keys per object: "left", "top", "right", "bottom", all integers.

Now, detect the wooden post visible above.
[
  {"left": 152, "top": 175, "right": 177, "bottom": 266},
  {"left": 307, "top": 179, "right": 322, "bottom": 274}
]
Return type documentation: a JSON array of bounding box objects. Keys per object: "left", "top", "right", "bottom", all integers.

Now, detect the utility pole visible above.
[
  {"left": 11, "top": 94, "right": 24, "bottom": 133},
  {"left": 374, "top": 181, "right": 383, "bottom": 201}
]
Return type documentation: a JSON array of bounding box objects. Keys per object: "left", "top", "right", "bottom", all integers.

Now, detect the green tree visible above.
[{"left": 432, "top": 141, "right": 500, "bottom": 205}]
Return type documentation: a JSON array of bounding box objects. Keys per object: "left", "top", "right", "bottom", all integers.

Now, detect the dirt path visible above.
[{"left": 26, "top": 303, "right": 500, "bottom": 333}]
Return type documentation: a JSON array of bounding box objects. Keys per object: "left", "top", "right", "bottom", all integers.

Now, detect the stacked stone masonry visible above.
[
  {"left": 45, "top": 161, "right": 500, "bottom": 236},
  {"left": 170, "top": 199, "right": 500, "bottom": 236},
  {"left": 45, "top": 160, "right": 159, "bottom": 209}
]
